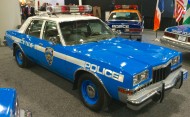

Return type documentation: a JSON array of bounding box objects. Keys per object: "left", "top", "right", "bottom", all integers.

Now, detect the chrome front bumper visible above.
[
  {"left": 119, "top": 68, "right": 188, "bottom": 110},
  {"left": 160, "top": 36, "right": 190, "bottom": 52}
]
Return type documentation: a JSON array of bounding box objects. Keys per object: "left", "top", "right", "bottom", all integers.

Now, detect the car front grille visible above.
[{"left": 152, "top": 64, "right": 171, "bottom": 83}]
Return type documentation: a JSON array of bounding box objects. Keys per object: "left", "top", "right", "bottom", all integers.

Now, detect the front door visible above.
[
  {"left": 23, "top": 20, "right": 44, "bottom": 62},
  {"left": 36, "top": 21, "right": 68, "bottom": 77}
]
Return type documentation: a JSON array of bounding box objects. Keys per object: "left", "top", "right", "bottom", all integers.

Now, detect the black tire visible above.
[
  {"left": 14, "top": 46, "right": 32, "bottom": 68},
  {"left": 78, "top": 73, "right": 110, "bottom": 111},
  {"left": 137, "top": 38, "right": 142, "bottom": 42}
]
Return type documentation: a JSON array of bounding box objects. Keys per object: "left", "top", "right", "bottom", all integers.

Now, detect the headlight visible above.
[
  {"left": 171, "top": 56, "right": 180, "bottom": 66},
  {"left": 133, "top": 70, "right": 149, "bottom": 85}
]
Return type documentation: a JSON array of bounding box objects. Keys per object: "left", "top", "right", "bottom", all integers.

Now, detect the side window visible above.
[
  {"left": 43, "top": 21, "right": 61, "bottom": 44},
  {"left": 25, "top": 20, "right": 43, "bottom": 38}
]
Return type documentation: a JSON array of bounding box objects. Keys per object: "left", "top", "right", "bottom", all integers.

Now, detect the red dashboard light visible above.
[
  {"left": 79, "top": 6, "right": 85, "bottom": 12},
  {"left": 61, "top": 6, "right": 70, "bottom": 12},
  {"left": 47, "top": 5, "right": 92, "bottom": 14},
  {"left": 115, "top": 5, "right": 122, "bottom": 9}
]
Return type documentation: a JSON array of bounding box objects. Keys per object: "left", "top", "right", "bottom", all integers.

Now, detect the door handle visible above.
[{"left": 39, "top": 43, "right": 43, "bottom": 46}]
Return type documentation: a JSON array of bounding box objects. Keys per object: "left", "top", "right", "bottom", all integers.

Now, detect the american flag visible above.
[{"left": 174, "top": 0, "right": 185, "bottom": 22}]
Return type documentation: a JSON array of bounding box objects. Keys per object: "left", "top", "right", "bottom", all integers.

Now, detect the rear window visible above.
[{"left": 109, "top": 12, "right": 139, "bottom": 21}]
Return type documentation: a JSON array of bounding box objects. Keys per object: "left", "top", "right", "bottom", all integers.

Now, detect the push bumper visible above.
[
  {"left": 20, "top": 109, "right": 32, "bottom": 117},
  {"left": 160, "top": 36, "right": 190, "bottom": 52},
  {"left": 119, "top": 68, "right": 188, "bottom": 110}
]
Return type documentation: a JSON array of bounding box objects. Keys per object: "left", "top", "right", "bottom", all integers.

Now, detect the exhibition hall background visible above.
[{"left": 66, "top": 0, "right": 178, "bottom": 30}]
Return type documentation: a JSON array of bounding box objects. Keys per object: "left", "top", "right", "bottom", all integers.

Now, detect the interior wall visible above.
[
  {"left": 35, "top": 0, "right": 65, "bottom": 10},
  {"left": 0, "top": 0, "right": 21, "bottom": 45},
  {"left": 36, "top": 0, "right": 65, "bottom": 5}
]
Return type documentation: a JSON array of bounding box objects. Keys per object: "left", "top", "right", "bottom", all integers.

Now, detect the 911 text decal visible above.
[{"left": 20, "top": 38, "right": 35, "bottom": 48}]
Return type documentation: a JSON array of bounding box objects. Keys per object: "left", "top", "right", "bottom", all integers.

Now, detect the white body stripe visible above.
[
  {"left": 11, "top": 36, "right": 86, "bottom": 67},
  {"left": 35, "top": 45, "right": 46, "bottom": 52},
  {"left": 10, "top": 35, "right": 124, "bottom": 82},
  {"left": 54, "top": 51, "right": 86, "bottom": 67},
  {"left": 12, "top": 36, "right": 21, "bottom": 43}
]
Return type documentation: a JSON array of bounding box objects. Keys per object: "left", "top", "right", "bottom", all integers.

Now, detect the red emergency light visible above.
[
  {"left": 46, "top": 5, "right": 92, "bottom": 13},
  {"left": 115, "top": 5, "right": 138, "bottom": 10}
]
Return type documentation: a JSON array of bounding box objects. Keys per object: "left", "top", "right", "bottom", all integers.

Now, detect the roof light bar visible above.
[
  {"left": 46, "top": 5, "right": 92, "bottom": 13},
  {"left": 115, "top": 5, "right": 138, "bottom": 10}
]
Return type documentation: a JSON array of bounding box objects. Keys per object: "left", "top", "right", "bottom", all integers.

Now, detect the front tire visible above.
[
  {"left": 137, "top": 37, "right": 142, "bottom": 42},
  {"left": 15, "top": 46, "right": 32, "bottom": 68},
  {"left": 78, "top": 73, "right": 109, "bottom": 111}
]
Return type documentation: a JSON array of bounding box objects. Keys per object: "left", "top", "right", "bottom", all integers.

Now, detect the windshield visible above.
[
  {"left": 60, "top": 19, "right": 115, "bottom": 45},
  {"left": 109, "top": 12, "right": 139, "bottom": 21}
]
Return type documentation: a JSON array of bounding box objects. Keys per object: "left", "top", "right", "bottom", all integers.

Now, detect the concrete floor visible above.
[{"left": 0, "top": 30, "right": 190, "bottom": 117}]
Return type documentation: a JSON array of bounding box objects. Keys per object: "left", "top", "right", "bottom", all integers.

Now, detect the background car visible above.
[
  {"left": 0, "top": 88, "right": 31, "bottom": 117},
  {"left": 160, "top": 25, "right": 190, "bottom": 52},
  {"left": 107, "top": 5, "right": 144, "bottom": 41}
]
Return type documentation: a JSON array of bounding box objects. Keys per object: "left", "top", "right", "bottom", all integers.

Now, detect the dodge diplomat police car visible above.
[
  {"left": 0, "top": 88, "right": 31, "bottom": 117},
  {"left": 4, "top": 5, "right": 188, "bottom": 111},
  {"left": 107, "top": 5, "right": 144, "bottom": 41},
  {"left": 160, "top": 25, "right": 190, "bottom": 52}
]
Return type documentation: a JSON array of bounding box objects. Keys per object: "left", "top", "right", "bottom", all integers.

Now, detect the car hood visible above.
[
  {"left": 69, "top": 37, "right": 179, "bottom": 75},
  {"left": 166, "top": 25, "right": 190, "bottom": 36},
  {"left": 0, "top": 88, "right": 16, "bottom": 117}
]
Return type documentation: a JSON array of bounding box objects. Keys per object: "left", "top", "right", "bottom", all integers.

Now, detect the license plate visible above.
[{"left": 178, "top": 35, "right": 186, "bottom": 42}]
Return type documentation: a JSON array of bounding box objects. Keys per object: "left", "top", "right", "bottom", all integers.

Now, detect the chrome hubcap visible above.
[
  {"left": 19, "top": 52, "right": 23, "bottom": 60},
  {"left": 86, "top": 85, "right": 95, "bottom": 98}
]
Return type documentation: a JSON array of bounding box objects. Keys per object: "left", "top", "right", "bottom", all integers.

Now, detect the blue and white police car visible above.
[
  {"left": 107, "top": 5, "right": 144, "bottom": 41},
  {"left": 4, "top": 5, "right": 188, "bottom": 111},
  {"left": 160, "top": 25, "right": 190, "bottom": 52},
  {"left": 0, "top": 88, "right": 31, "bottom": 117}
]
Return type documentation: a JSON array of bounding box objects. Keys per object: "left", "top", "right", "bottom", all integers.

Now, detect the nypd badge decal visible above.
[{"left": 45, "top": 47, "right": 54, "bottom": 65}]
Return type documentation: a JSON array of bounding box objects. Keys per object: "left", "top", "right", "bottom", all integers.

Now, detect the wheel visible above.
[
  {"left": 78, "top": 73, "right": 109, "bottom": 111},
  {"left": 15, "top": 46, "right": 32, "bottom": 68}
]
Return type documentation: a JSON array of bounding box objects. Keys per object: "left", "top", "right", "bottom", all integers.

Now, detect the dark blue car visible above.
[
  {"left": 161, "top": 25, "right": 190, "bottom": 52},
  {"left": 107, "top": 5, "right": 144, "bottom": 41},
  {"left": 0, "top": 88, "right": 31, "bottom": 117}
]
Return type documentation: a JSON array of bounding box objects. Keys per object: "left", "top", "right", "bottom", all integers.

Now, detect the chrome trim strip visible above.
[
  {"left": 162, "top": 36, "right": 190, "bottom": 45},
  {"left": 160, "top": 36, "right": 190, "bottom": 52},
  {"left": 133, "top": 69, "right": 149, "bottom": 77},
  {"left": 153, "top": 60, "right": 171, "bottom": 70},
  {"left": 133, "top": 80, "right": 153, "bottom": 91},
  {"left": 165, "top": 31, "right": 190, "bottom": 37}
]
